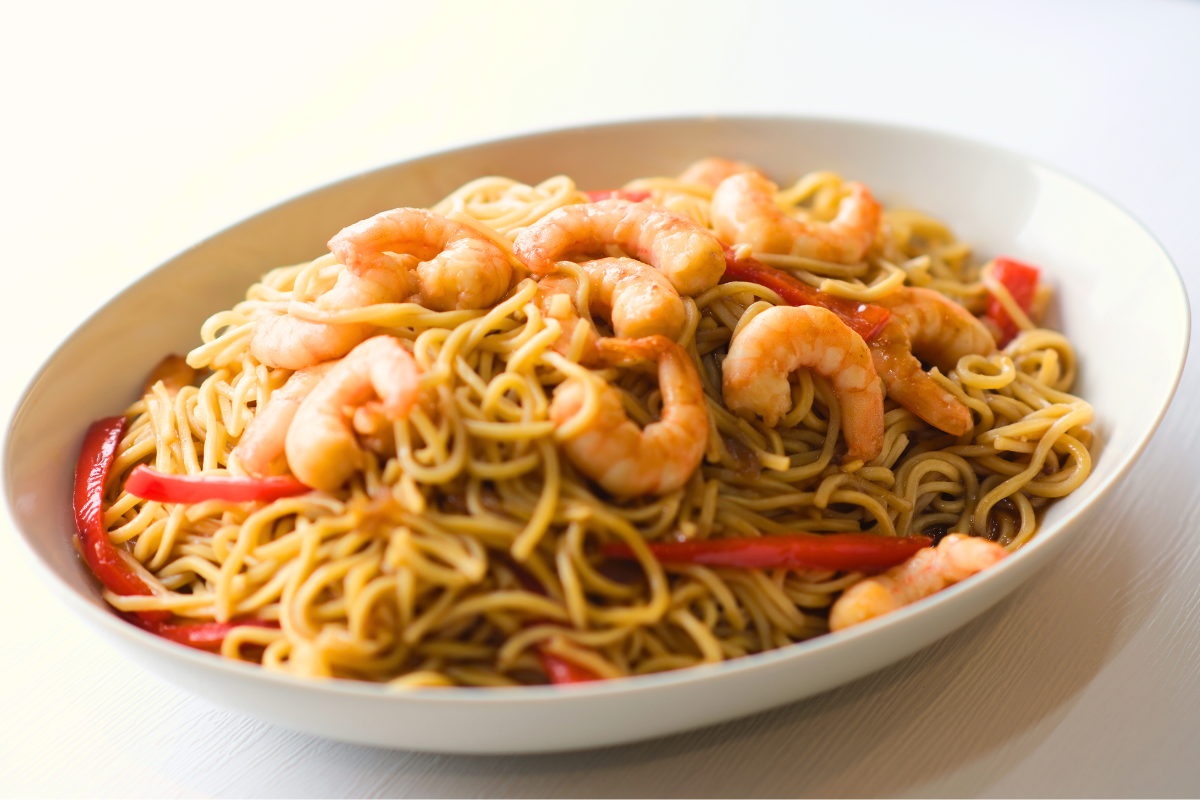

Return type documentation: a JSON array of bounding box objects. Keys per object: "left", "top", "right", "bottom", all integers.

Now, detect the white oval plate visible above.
[{"left": 2, "top": 117, "right": 1188, "bottom": 754}]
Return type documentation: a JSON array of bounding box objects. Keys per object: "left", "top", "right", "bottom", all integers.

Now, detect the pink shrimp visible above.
[
  {"left": 250, "top": 316, "right": 375, "bottom": 372},
  {"left": 285, "top": 336, "right": 421, "bottom": 491},
  {"left": 829, "top": 534, "right": 1007, "bottom": 631},
  {"left": 513, "top": 199, "right": 726, "bottom": 296},
  {"left": 711, "top": 172, "right": 881, "bottom": 264},
  {"left": 534, "top": 257, "right": 688, "bottom": 365},
  {"left": 722, "top": 305, "right": 885, "bottom": 462},
  {"left": 870, "top": 287, "right": 997, "bottom": 435},
  {"left": 549, "top": 336, "right": 708, "bottom": 497},
  {"left": 233, "top": 363, "right": 335, "bottom": 477},
  {"left": 578, "top": 257, "right": 687, "bottom": 340},
  {"left": 328, "top": 208, "right": 512, "bottom": 312},
  {"left": 250, "top": 255, "right": 419, "bottom": 370}
]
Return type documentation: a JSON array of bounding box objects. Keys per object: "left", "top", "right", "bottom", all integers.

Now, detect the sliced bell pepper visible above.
[
  {"left": 73, "top": 416, "right": 171, "bottom": 623},
  {"left": 537, "top": 650, "right": 602, "bottom": 684},
  {"left": 77, "top": 417, "right": 284, "bottom": 645},
  {"left": 603, "top": 532, "right": 932, "bottom": 574},
  {"left": 985, "top": 256, "right": 1041, "bottom": 346},
  {"left": 131, "top": 616, "right": 279, "bottom": 652},
  {"left": 719, "top": 245, "right": 891, "bottom": 341},
  {"left": 500, "top": 557, "right": 606, "bottom": 684},
  {"left": 584, "top": 189, "right": 651, "bottom": 203},
  {"left": 124, "top": 465, "right": 310, "bottom": 504}
]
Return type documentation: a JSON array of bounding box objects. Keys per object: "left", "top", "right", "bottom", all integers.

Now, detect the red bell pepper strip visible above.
[
  {"left": 73, "top": 417, "right": 171, "bottom": 623},
  {"left": 985, "top": 256, "right": 1041, "bottom": 347},
  {"left": 537, "top": 649, "right": 602, "bottom": 684},
  {"left": 603, "top": 533, "right": 932, "bottom": 574},
  {"left": 584, "top": 189, "right": 651, "bottom": 203},
  {"left": 499, "top": 557, "right": 606, "bottom": 684},
  {"left": 124, "top": 465, "right": 310, "bottom": 504},
  {"left": 719, "top": 245, "right": 891, "bottom": 341},
  {"left": 130, "top": 616, "right": 280, "bottom": 652},
  {"left": 77, "top": 418, "right": 284, "bottom": 647}
]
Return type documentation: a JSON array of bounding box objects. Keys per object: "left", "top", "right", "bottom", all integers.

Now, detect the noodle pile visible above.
[{"left": 96, "top": 169, "right": 1094, "bottom": 686}]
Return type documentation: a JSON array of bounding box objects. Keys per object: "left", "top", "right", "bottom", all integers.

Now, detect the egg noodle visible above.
[{"left": 97, "top": 168, "right": 1094, "bottom": 686}]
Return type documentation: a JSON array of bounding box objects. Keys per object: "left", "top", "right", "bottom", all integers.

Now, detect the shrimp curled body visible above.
[
  {"left": 711, "top": 172, "right": 881, "bottom": 264},
  {"left": 579, "top": 257, "right": 687, "bottom": 340},
  {"left": 549, "top": 336, "right": 709, "bottom": 497},
  {"left": 250, "top": 317, "right": 374, "bottom": 372},
  {"left": 870, "top": 287, "right": 997, "bottom": 435},
  {"left": 285, "top": 336, "right": 421, "bottom": 491},
  {"left": 234, "top": 363, "right": 335, "bottom": 476},
  {"left": 249, "top": 259, "right": 417, "bottom": 370},
  {"left": 533, "top": 257, "right": 685, "bottom": 362},
  {"left": 722, "top": 305, "right": 884, "bottom": 461},
  {"left": 254, "top": 209, "right": 510, "bottom": 370},
  {"left": 829, "top": 534, "right": 1007, "bottom": 631},
  {"left": 513, "top": 199, "right": 726, "bottom": 296},
  {"left": 329, "top": 208, "right": 512, "bottom": 312}
]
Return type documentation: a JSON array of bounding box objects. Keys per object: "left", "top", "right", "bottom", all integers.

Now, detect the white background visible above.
[{"left": 3, "top": 0, "right": 1199, "bottom": 795}]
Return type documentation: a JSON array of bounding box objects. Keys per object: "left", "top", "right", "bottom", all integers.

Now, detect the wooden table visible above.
[{"left": 4, "top": 1, "right": 1199, "bottom": 795}]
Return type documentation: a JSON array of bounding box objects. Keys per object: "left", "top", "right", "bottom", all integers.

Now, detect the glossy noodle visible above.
[{"left": 87, "top": 162, "right": 1094, "bottom": 686}]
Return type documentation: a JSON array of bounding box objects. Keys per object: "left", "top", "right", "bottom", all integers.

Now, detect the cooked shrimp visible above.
[
  {"left": 534, "top": 258, "right": 686, "bottom": 360},
  {"left": 829, "top": 534, "right": 1007, "bottom": 631},
  {"left": 513, "top": 199, "right": 726, "bottom": 296},
  {"left": 250, "top": 315, "right": 375, "bottom": 371},
  {"left": 578, "top": 257, "right": 686, "bottom": 340},
  {"left": 677, "top": 157, "right": 763, "bottom": 188},
  {"left": 250, "top": 255, "right": 420, "bottom": 370},
  {"left": 233, "top": 363, "right": 335, "bottom": 477},
  {"left": 722, "top": 305, "right": 884, "bottom": 461},
  {"left": 317, "top": 255, "right": 419, "bottom": 310},
  {"left": 328, "top": 208, "right": 512, "bottom": 312},
  {"left": 873, "top": 287, "right": 997, "bottom": 372},
  {"left": 285, "top": 336, "right": 421, "bottom": 491},
  {"left": 142, "top": 355, "right": 196, "bottom": 395},
  {"left": 711, "top": 172, "right": 881, "bottom": 264},
  {"left": 549, "top": 336, "right": 708, "bottom": 497},
  {"left": 870, "top": 287, "right": 997, "bottom": 435}
]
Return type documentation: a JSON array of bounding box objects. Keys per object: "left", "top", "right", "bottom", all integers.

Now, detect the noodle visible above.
[{"left": 91, "top": 167, "right": 1094, "bottom": 686}]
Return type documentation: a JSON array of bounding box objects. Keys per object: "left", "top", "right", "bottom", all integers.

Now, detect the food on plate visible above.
[{"left": 73, "top": 160, "right": 1093, "bottom": 686}]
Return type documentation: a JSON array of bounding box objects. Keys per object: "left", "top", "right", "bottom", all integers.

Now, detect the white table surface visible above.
[{"left": 4, "top": 0, "right": 1199, "bottom": 795}]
